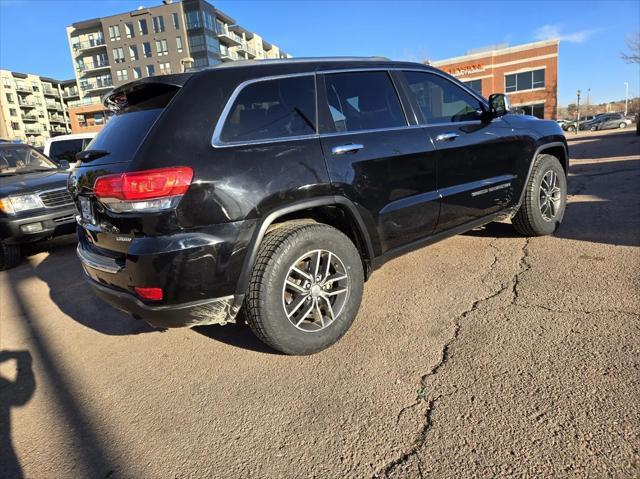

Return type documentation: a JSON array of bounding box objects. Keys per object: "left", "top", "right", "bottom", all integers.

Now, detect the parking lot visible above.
[{"left": 1, "top": 129, "right": 638, "bottom": 478}]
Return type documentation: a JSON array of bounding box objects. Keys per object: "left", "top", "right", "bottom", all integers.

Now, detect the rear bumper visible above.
[
  {"left": 0, "top": 207, "right": 77, "bottom": 244},
  {"left": 86, "top": 275, "right": 241, "bottom": 328},
  {"left": 76, "top": 222, "right": 252, "bottom": 327}
]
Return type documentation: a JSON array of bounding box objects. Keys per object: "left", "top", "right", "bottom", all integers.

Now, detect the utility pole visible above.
[
  {"left": 624, "top": 82, "right": 629, "bottom": 116},
  {"left": 576, "top": 89, "right": 581, "bottom": 135},
  {"left": 586, "top": 88, "right": 590, "bottom": 115}
]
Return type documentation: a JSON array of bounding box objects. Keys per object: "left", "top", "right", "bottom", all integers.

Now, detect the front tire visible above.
[
  {"left": 243, "top": 223, "right": 364, "bottom": 355},
  {"left": 619, "top": 122, "right": 627, "bottom": 129},
  {"left": 512, "top": 154, "right": 567, "bottom": 236},
  {"left": 0, "top": 242, "right": 21, "bottom": 271}
]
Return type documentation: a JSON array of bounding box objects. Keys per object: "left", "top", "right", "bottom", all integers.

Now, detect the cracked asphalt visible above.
[{"left": 1, "top": 129, "right": 639, "bottom": 478}]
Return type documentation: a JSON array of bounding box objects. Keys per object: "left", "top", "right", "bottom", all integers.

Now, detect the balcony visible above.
[
  {"left": 22, "top": 114, "right": 39, "bottom": 122},
  {"left": 238, "top": 42, "right": 256, "bottom": 58},
  {"left": 78, "top": 61, "right": 110, "bottom": 74},
  {"left": 49, "top": 115, "right": 65, "bottom": 123},
  {"left": 217, "top": 26, "right": 243, "bottom": 46},
  {"left": 219, "top": 45, "right": 237, "bottom": 62},
  {"left": 63, "top": 89, "right": 80, "bottom": 99},
  {"left": 52, "top": 126, "right": 68, "bottom": 134},
  {"left": 15, "top": 85, "right": 34, "bottom": 94},
  {"left": 18, "top": 100, "right": 36, "bottom": 109},
  {"left": 24, "top": 127, "right": 42, "bottom": 135},
  {"left": 73, "top": 38, "right": 106, "bottom": 55},
  {"left": 80, "top": 78, "right": 113, "bottom": 93},
  {"left": 45, "top": 103, "right": 63, "bottom": 110},
  {"left": 43, "top": 87, "right": 59, "bottom": 97}
]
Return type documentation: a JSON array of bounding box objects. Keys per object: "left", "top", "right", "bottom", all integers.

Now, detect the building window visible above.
[
  {"left": 152, "top": 15, "right": 165, "bottom": 33},
  {"left": 2, "top": 77, "right": 10, "bottom": 87},
  {"left": 505, "top": 69, "right": 545, "bottom": 93},
  {"left": 176, "top": 36, "right": 183, "bottom": 53},
  {"left": 216, "top": 19, "right": 225, "bottom": 34},
  {"left": 203, "top": 11, "right": 215, "bottom": 30},
  {"left": 9, "top": 108, "right": 17, "bottom": 116},
  {"left": 146, "top": 65, "right": 155, "bottom": 76},
  {"left": 129, "top": 45, "right": 139, "bottom": 61},
  {"left": 159, "top": 62, "right": 171, "bottom": 74},
  {"left": 155, "top": 39, "right": 168, "bottom": 56},
  {"left": 125, "top": 22, "right": 135, "bottom": 38},
  {"left": 139, "top": 19, "right": 148, "bottom": 35},
  {"left": 11, "top": 122, "right": 20, "bottom": 130},
  {"left": 116, "top": 69, "right": 128, "bottom": 81},
  {"left": 188, "top": 34, "right": 205, "bottom": 53},
  {"left": 172, "top": 12, "right": 180, "bottom": 30},
  {"left": 142, "top": 42, "right": 152, "bottom": 58},
  {"left": 185, "top": 11, "right": 201, "bottom": 29},
  {"left": 132, "top": 67, "right": 142, "bottom": 79},
  {"left": 6, "top": 93, "right": 14, "bottom": 103},
  {"left": 113, "top": 47, "right": 125, "bottom": 63},
  {"left": 108, "top": 25, "right": 121, "bottom": 41},
  {"left": 463, "top": 79, "right": 482, "bottom": 95},
  {"left": 513, "top": 103, "right": 545, "bottom": 119}
]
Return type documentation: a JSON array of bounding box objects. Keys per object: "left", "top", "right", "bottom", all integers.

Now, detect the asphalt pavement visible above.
[{"left": 1, "top": 128, "right": 638, "bottom": 478}]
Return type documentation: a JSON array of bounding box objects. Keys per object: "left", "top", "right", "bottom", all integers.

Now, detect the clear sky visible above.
[{"left": 1, "top": 0, "right": 638, "bottom": 105}]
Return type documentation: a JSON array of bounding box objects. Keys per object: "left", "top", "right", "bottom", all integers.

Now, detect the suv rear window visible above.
[
  {"left": 323, "top": 71, "right": 405, "bottom": 133},
  {"left": 83, "top": 84, "right": 179, "bottom": 165},
  {"left": 218, "top": 75, "right": 316, "bottom": 144},
  {"left": 48, "top": 139, "right": 84, "bottom": 164}
]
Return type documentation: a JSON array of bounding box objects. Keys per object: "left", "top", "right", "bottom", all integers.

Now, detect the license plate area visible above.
[{"left": 79, "top": 196, "right": 95, "bottom": 224}]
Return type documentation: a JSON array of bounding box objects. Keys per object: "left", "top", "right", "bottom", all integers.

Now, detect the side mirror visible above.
[
  {"left": 58, "top": 160, "right": 70, "bottom": 170},
  {"left": 488, "top": 93, "right": 511, "bottom": 117}
]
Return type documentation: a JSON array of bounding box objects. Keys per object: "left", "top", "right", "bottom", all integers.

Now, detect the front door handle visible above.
[
  {"left": 332, "top": 143, "right": 364, "bottom": 155},
  {"left": 435, "top": 132, "right": 459, "bottom": 142}
]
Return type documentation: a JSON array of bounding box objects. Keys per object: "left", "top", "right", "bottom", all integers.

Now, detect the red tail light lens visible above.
[
  {"left": 135, "top": 287, "right": 163, "bottom": 301},
  {"left": 94, "top": 167, "right": 193, "bottom": 201}
]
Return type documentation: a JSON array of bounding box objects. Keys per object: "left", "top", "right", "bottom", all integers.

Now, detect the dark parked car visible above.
[
  {"left": 580, "top": 113, "right": 631, "bottom": 131},
  {"left": 0, "top": 144, "right": 76, "bottom": 269},
  {"left": 68, "top": 58, "right": 568, "bottom": 354}
]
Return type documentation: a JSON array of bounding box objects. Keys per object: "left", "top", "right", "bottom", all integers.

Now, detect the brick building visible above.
[{"left": 431, "top": 39, "right": 559, "bottom": 119}]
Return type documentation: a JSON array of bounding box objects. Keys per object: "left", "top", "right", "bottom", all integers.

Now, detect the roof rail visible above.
[{"left": 209, "top": 56, "right": 393, "bottom": 69}]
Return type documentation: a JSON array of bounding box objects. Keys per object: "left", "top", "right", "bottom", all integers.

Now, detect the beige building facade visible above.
[{"left": 0, "top": 70, "right": 73, "bottom": 147}]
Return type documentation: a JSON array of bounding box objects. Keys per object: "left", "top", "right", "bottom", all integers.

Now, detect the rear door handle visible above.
[
  {"left": 332, "top": 143, "right": 364, "bottom": 155},
  {"left": 435, "top": 132, "right": 459, "bottom": 142}
]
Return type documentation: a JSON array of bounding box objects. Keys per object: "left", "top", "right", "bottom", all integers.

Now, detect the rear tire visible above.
[
  {"left": 243, "top": 223, "right": 364, "bottom": 355},
  {"left": 619, "top": 122, "right": 627, "bottom": 129},
  {"left": 0, "top": 242, "right": 21, "bottom": 271},
  {"left": 566, "top": 125, "right": 575, "bottom": 132},
  {"left": 512, "top": 154, "right": 567, "bottom": 236}
]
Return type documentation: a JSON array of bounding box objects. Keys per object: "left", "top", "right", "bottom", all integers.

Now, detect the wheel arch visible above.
[
  {"left": 516, "top": 141, "right": 568, "bottom": 209},
  {"left": 235, "top": 196, "right": 376, "bottom": 297}
]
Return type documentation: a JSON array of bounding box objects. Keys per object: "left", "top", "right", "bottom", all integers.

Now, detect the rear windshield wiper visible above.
[{"left": 76, "top": 149, "right": 109, "bottom": 163}]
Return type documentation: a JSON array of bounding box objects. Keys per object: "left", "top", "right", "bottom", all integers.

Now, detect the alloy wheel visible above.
[
  {"left": 539, "top": 170, "right": 562, "bottom": 222},
  {"left": 282, "top": 249, "right": 349, "bottom": 332}
]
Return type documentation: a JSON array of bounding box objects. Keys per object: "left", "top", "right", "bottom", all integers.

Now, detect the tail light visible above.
[
  {"left": 94, "top": 167, "right": 193, "bottom": 213},
  {"left": 135, "top": 287, "right": 163, "bottom": 301}
]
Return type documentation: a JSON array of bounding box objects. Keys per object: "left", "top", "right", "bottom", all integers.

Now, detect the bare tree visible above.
[{"left": 621, "top": 31, "right": 640, "bottom": 63}]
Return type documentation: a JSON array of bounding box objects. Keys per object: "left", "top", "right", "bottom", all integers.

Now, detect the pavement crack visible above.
[
  {"left": 514, "top": 301, "right": 640, "bottom": 317},
  {"left": 510, "top": 237, "right": 531, "bottom": 305},
  {"left": 385, "top": 279, "right": 509, "bottom": 476}
]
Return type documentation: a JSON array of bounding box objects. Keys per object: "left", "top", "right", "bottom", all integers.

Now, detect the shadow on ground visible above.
[
  {"left": 13, "top": 236, "right": 157, "bottom": 336},
  {"left": 466, "top": 156, "right": 640, "bottom": 247},
  {"left": 0, "top": 350, "right": 35, "bottom": 479}
]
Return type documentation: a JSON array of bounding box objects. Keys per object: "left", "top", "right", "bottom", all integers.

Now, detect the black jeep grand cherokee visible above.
[{"left": 68, "top": 58, "right": 568, "bottom": 355}]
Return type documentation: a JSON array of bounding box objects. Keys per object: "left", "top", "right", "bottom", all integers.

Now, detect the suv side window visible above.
[
  {"left": 403, "top": 71, "right": 483, "bottom": 124},
  {"left": 219, "top": 75, "right": 316, "bottom": 144},
  {"left": 322, "top": 71, "right": 405, "bottom": 133}
]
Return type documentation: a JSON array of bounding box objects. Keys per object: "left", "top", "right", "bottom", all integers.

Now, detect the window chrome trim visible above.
[
  {"left": 211, "top": 72, "right": 317, "bottom": 148},
  {"left": 210, "top": 66, "right": 491, "bottom": 149}
]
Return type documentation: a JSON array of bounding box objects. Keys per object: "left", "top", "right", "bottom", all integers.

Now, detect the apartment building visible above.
[
  {"left": 431, "top": 40, "right": 559, "bottom": 119},
  {"left": 0, "top": 70, "right": 73, "bottom": 147},
  {"left": 66, "top": 0, "right": 291, "bottom": 133}
]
